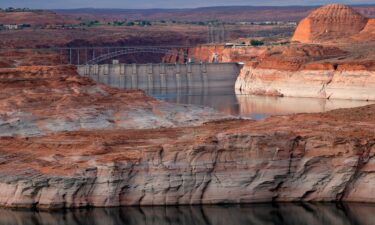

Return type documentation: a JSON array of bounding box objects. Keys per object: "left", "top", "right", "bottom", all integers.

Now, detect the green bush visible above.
[{"left": 250, "top": 40, "right": 264, "bottom": 46}]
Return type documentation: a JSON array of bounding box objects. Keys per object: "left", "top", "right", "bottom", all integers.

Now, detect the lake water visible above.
[
  {"left": 149, "top": 87, "right": 374, "bottom": 120},
  {"left": 1, "top": 203, "right": 375, "bottom": 225},
  {"left": 3, "top": 85, "right": 372, "bottom": 225}
]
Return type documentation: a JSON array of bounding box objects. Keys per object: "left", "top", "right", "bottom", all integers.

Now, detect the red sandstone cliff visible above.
[
  {"left": 0, "top": 65, "right": 228, "bottom": 137},
  {"left": 163, "top": 44, "right": 267, "bottom": 64},
  {"left": 292, "top": 4, "right": 374, "bottom": 43},
  {"left": 1, "top": 96, "right": 375, "bottom": 208},
  {"left": 236, "top": 4, "right": 375, "bottom": 100},
  {"left": 235, "top": 43, "right": 375, "bottom": 100},
  {"left": 2, "top": 8, "right": 375, "bottom": 206},
  {"left": 0, "top": 54, "right": 375, "bottom": 208}
]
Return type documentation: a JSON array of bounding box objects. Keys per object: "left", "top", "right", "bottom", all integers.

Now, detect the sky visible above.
[{"left": 0, "top": 0, "right": 374, "bottom": 9}]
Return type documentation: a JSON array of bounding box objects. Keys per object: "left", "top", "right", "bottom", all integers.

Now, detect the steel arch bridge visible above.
[
  {"left": 47, "top": 46, "right": 193, "bottom": 65},
  {"left": 84, "top": 47, "right": 190, "bottom": 65},
  {"left": 0, "top": 46, "right": 194, "bottom": 65}
]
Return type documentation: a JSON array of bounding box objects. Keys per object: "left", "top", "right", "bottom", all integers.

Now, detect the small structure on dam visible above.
[{"left": 78, "top": 63, "right": 242, "bottom": 91}]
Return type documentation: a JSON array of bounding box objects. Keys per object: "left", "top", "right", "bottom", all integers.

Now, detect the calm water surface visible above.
[
  {"left": 148, "top": 87, "right": 374, "bottom": 120},
  {"left": 4, "top": 88, "right": 372, "bottom": 225},
  {"left": 1, "top": 203, "right": 375, "bottom": 225}
]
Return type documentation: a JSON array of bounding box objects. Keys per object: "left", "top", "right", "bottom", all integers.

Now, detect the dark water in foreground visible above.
[
  {"left": 1, "top": 89, "right": 373, "bottom": 224},
  {"left": 1, "top": 203, "right": 375, "bottom": 225},
  {"left": 149, "top": 87, "right": 374, "bottom": 120}
]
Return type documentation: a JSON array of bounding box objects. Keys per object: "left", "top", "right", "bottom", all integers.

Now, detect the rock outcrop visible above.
[
  {"left": 234, "top": 42, "right": 375, "bottom": 100},
  {"left": 292, "top": 4, "right": 369, "bottom": 43},
  {"left": 353, "top": 19, "right": 375, "bottom": 42},
  {"left": 163, "top": 44, "right": 269, "bottom": 64},
  {"left": 235, "top": 63, "right": 375, "bottom": 100},
  {"left": 1, "top": 203, "right": 375, "bottom": 225},
  {"left": 1, "top": 103, "right": 375, "bottom": 208},
  {"left": 235, "top": 4, "right": 375, "bottom": 100},
  {"left": 1, "top": 54, "right": 375, "bottom": 208},
  {"left": 0, "top": 65, "right": 228, "bottom": 137}
]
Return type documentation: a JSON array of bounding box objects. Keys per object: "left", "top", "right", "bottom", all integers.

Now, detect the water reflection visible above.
[
  {"left": 1, "top": 203, "right": 375, "bottom": 225},
  {"left": 149, "top": 87, "right": 374, "bottom": 119}
]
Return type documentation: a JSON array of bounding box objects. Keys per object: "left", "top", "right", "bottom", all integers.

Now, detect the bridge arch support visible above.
[{"left": 86, "top": 47, "right": 190, "bottom": 65}]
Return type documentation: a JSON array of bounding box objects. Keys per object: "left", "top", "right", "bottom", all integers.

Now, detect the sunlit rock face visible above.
[
  {"left": 1, "top": 60, "right": 375, "bottom": 209},
  {"left": 235, "top": 65, "right": 375, "bottom": 101},
  {"left": 292, "top": 4, "right": 368, "bottom": 43},
  {"left": 0, "top": 65, "right": 229, "bottom": 137},
  {"left": 1, "top": 101, "right": 375, "bottom": 208}
]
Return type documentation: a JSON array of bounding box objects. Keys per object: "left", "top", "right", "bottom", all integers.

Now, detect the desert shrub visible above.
[{"left": 250, "top": 40, "right": 264, "bottom": 46}]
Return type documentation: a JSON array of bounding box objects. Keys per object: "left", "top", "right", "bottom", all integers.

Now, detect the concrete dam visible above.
[{"left": 77, "top": 63, "right": 242, "bottom": 91}]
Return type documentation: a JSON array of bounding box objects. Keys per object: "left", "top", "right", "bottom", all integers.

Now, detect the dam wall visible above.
[{"left": 77, "top": 63, "right": 241, "bottom": 90}]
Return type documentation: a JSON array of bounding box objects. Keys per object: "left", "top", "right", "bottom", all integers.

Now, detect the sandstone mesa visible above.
[
  {"left": 292, "top": 4, "right": 370, "bottom": 43},
  {"left": 234, "top": 4, "right": 375, "bottom": 100}
]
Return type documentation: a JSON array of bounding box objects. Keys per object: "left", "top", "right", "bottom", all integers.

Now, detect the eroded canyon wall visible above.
[
  {"left": 235, "top": 65, "right": 375, "bottom": 100},
  {"left": 163, "top": 45, "right": 266, "bottom": 63},
  {"left": 1, "top": 55, "right": 375, "bottom": 208},
  {"left": 1, "top": 109, "right": 375, "bottom": 208}
]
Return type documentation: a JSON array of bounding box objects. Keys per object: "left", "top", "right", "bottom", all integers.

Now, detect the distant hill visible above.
[
  {"left": 0, "top": 10, "right": 78, "bottom": 25},
  {"left": 54, "top": 5, "right": 375, "bottom": 22}
]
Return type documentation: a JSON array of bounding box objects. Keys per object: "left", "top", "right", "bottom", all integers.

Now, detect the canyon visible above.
[
  {"left": 1, "top": 62, "right": 375, "bottom": 208},
  {"left": 1, "top": 3, "right": 375, "bottom": 210}
]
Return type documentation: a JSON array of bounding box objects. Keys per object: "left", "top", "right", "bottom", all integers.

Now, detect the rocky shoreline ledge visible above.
[
  {"left": 235, "top": 65, "right": 375, "bottom": 100},
  {"left": 1, "top": 105, "right": 375, "bottom": 209},
  {"left": 2, "top": 3, "right": 375, "bottom": 209},
  {"left": 0, "top": 65, "right": 375, "bottom": 209}
]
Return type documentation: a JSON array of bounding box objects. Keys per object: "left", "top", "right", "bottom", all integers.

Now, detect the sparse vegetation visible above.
[
  {"left": 114, "top": 21, "right": 126, "bottom": 26},
  {"left": 126, "top": 22, "right": 135, "bottom": 26},
  {"left": 136, "top": 20, "right": 152, "bottom": 26},
  {"left": 80, "top": 20, "right": 100, "bottom": 27},
  {"left": 250, "top": 39, "right": 264, "bottom": 46}
]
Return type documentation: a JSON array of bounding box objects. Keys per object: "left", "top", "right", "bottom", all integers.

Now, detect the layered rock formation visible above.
[
  {"left": 1, "top": 51, "right": 375, "bottom": 208},
  {"left": 2, "top": 12, "right": 375, "bottom": 207},
  {"left": 1, "top": 102, "right": 375, "bottom": 208},
  {"left": 163, "top": 44, "right": 267, "bottom": 64},
  {"left": 235, "top": 62, "right": 375, "bottom": 100},
  {"left": 353, "top": 19, "right": 375, "bottom": 42},
  {"left": 236, "top": 4, "right": 375, "bottom": 100},
  {"left": 2, "top": 204, "right": 375, "bottom": 225},
  {"left": 0, "top": 65, "right": 227, "bottom": 137},
  {"left": 292, "top": 4, "right": 369, "bottom": 43}
]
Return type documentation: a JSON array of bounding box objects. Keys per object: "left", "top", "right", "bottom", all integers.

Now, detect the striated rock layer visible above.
[
  {"left": 1, "top": 56, "right": 375, "bottom": 209},
  {"left": 234, "top": 42, "right": 375, "bottom": 100},
  {"left": 162, "top": 44, "right": 267, "bottom": 63},
  {"left": 0, "top": 65, "right": 228, "bottom": 137},
  {"left": 292, "top": 4, "right": 369, "bottom": 43},
  {"left": 235, "top": 64, "right": 375, "bottom": 100},
  {"left": 0, "top": 104, "right": 375, "bottom": 208}
]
